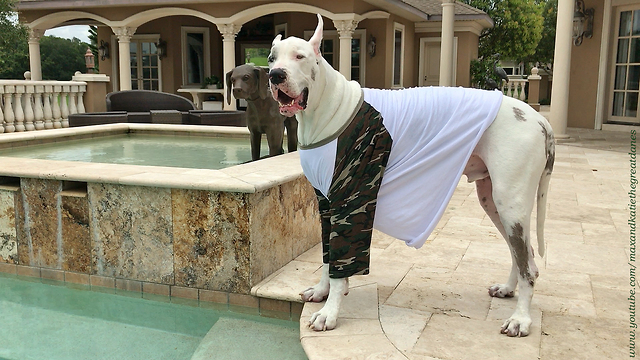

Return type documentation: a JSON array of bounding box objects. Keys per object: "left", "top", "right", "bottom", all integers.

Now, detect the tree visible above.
[
  {"left": 89, "top": 25, "right": 99, "bottom": 72},
  {"left": 0, "top": 0, "right": 28, "bottom": 79},
  {"left": 462, "top": 0, "right": 544, "bottom": 61},
  {"left": 40, "top": 36, "right": 89, "bottom": 80},
  {"left": 526, "top": 0, "right": 557, "bottom": 67}
]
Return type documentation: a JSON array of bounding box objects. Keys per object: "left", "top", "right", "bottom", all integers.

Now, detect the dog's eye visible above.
[
  {"left": 243, "top": 75, "right": 250, "bottom": 81},
  {"left": 296, "top": 54, "right": 305, "bottom": 60},
  {"left": 268, "top": 55, "right": 275, "bottom": 63}
]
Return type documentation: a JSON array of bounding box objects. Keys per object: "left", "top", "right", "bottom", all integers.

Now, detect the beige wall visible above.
[{"left": 567, "top": 0, "right": 605, "bottom": 128}]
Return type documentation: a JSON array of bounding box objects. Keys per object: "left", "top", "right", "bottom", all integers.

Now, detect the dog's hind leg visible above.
[{"left": 475, "top": 176, "right": 517, "bottom": 299}]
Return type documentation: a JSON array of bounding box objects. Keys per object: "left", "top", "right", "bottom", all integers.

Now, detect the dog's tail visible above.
[{"left": 535, "top": 133, "right": 555, "bottom": 258}]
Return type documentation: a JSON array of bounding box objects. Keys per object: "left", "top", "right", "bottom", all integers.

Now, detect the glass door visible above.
[
  {"left": 611, "top": 7, "right": 640, "bottom": 123},
  {"left": 130, "top": 39, "right": 160, "bottom": 91}
]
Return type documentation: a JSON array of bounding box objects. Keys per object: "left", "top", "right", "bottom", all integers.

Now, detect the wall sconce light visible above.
[
  {"left": 156, "top": 39, "right": 167, "bottom": 59},
  {"left": 573, "top": 0, "right": 594, "bottom": 46},
  {"left": 367, "top": 35, "right": 376, "bottom": 58},
  {"left": 98, "top": 40, "right": 110, "bottom": 60}
]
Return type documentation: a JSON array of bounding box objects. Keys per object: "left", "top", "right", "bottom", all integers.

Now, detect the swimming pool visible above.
[
  {"left": 0, "top": 133, "right": 268, "bottom": 170},
  {"left": 0, "top": 273, "right": 307, "bottom": 360}
]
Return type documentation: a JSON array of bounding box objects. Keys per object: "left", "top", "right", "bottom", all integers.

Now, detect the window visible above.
[
  {"left": 393, "top": 23, "right": 405, "bottom": 88},
  {"left": 611, "top": 8, "right": 640, "bottom": 121},
  {"left": 181, "top": 27, "right": 210, "bottom": 87}
]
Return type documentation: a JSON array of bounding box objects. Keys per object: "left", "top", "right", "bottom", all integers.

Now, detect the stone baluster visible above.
[
  {"left": 33, "top": 83, "right": 45, "bottom": 130},
  {"left": 24, "top": 84, "right": 35, "bottom": 131},
  {"left": 76, "top": 84, "right": 86, "bottom": 114},
  {"left": 518, "top": 82, "right": 526, "bottom": 101},
  {"left": 3, "top": 86, "right": 15, "bottom": 132},
  {"left": 52, "top": 85, "right": 62, "bottom": 129},
  {"left": 14, "top": 85, "right": 25, "bottom": 132},
  {"left": 0, "top": 86, "right": 5, "bottom": 134},
  {"left": 59, "top": 85, "right": 70, "bottom": 128},
  {"left": 43, "top": 84, "right": 54, "bottom": 129}
]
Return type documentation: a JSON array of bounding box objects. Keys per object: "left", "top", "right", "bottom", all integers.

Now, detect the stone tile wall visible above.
[{"left": 0, "top": 176, "right": 320, "bottom": 295}]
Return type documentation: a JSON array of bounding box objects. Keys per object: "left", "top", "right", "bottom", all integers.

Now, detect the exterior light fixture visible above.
[
  {"left": 157, "top": 39, "right": 167, "bottom": 59},
  {"left": 573, "top": 0, "right": 594, "bottom": 46},
  {"left": 98, "top": 40, "right": 110, "bottom": 60},
  {"left": 367, "top": 35, "right": 376, "bottom": 58}
]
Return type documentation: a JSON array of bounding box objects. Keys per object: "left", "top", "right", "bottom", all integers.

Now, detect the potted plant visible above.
[{"left": 202, "top": 75, "right": 221, "bottom": 89}]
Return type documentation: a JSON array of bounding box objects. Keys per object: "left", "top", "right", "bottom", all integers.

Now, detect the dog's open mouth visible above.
[{"left": 275, "top": 88, "right": 308, "bottom": 116}]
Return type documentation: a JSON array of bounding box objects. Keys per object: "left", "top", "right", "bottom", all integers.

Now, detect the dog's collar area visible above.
[{"left": 298, "top": 92, "right": 364, "bottom": 150}]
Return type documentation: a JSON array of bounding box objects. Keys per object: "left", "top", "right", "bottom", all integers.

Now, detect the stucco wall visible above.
[{"left": 568, "top": 0, "right": 605, "bottom": 129}]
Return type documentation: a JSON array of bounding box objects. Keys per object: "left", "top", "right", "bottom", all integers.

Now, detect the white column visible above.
[
  {"left": 217, "top": 23, "right": 242, "bottom": 110},
  {"left": 439, "top": 0, "right": 455, "bottom": 86},
  {"left": 549, "top": 0, "right": 574, "bottom": 139},
  {"left": 28, "top": 29, "right": 45, "bottom": 81},
  {"left": 333, "top": 19, "right": 360, "bottom": 80},
  {"left": 113, "top": 27, "right": 137, "bottom": 91}
]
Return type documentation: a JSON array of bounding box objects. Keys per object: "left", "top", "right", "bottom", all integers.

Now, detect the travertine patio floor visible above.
[{"left": 252, "top": 126, "right": 632, "bottom": 360}]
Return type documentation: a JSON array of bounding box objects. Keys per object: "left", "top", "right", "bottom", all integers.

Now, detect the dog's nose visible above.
[{"left": 269, "top": 68, "right": 287, "bottom": 85}]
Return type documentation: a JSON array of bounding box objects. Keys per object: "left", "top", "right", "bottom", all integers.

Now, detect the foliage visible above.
[
  {"left": 470, "top": 55, "right": 504, "bottom": 89},
  {"left": 0, "top": 0, "right": 28, "bottom": 79},
  {"left": 40, "top": 36, "right": 90, "bottom": 80},
  {"left": 202, "top": 75, "right": 221, "bottom": 88},
  {"left": 462, "top": 0, "right": 544, "bottom": 61},
  {"left": 524, "top": 0, "right": 557, "bottom": 68},
  {"left": 89, "top": 25, "right": 99, "bottom": 72}
]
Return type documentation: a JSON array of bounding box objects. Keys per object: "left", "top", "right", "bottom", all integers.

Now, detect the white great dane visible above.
[{"left": 267, "top": 14, "right": 554, "bottom": 337}]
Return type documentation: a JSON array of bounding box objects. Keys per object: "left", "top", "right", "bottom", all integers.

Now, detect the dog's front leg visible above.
[
  {"left": 308, "top": 277, "right": 349, "bottom": 331},
  {"left": 300, "top": 264, "right": 331, "bottom": 302}
]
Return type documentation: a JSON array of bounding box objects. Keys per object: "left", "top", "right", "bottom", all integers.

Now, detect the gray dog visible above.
[{"left": 226, "top": 64, "right": 297, "bottom": 160}]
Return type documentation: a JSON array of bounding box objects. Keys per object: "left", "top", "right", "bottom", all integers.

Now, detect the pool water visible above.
[
  {"left": 0, "top": 274, "right": 307, "bottom": 360},
  {"left": 0, "top": 134, "right": 270, "bottom": 170}
]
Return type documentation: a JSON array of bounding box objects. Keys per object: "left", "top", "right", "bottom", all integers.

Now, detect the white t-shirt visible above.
[{"left": 299, "top": 86, "right": 503, "bottom": 248}]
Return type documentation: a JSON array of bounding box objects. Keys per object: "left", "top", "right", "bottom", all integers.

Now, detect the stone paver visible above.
[{"left": 252, "top": 127, "right": 632, "bottom": 360}]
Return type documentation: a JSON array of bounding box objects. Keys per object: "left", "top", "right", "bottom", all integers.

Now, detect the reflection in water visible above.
[{"left": 0, "top": 134, "right": 270, "bottom": 170}]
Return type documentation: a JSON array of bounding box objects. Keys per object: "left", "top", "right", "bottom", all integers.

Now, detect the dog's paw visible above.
[
  {"left": 300, "top": 285, "right": 329, "bottom": 302},
  {"left": 488, "top": 284, "right": 515, "bottom": 298},
  {"left": 308, "top": 306, "right": 339, "bottom": 331},
  {"left": 500, "top": 315, "right": 532, "bottom": 337}
]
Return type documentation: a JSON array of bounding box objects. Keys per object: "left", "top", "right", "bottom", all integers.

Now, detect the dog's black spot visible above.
[
  {"left": 508, "top": 223, "right": 536, "bottom": 286},
  {"left": 482, "top": 197, "right": 487, "bottom": 203},
  {"left": 538, "top": 121, "right": 555, "bottom": 175},
  {"left": 311, "top": 68, "right": 316, "bottom": 81},
  {"left": 513, "top": 107, "right": 527, "bottom": 122}
]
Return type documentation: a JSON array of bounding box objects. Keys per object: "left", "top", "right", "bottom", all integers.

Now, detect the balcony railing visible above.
[{"left": 0, "top": 80, "right": 86, "bottom": 133}]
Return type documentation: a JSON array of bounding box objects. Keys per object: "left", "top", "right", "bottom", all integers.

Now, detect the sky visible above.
[{"left": 45, "top": 25, "right": 91, "bottom": 43}]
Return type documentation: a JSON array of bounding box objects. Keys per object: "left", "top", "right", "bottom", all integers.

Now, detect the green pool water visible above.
[
  {"left": 0, "top": 134, "right": 270, "bottom": 170},
  {"left": 0, "top": 273, "right": 307, "bottom": 360}
]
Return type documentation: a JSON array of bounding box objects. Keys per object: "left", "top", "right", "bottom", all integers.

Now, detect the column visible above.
[
  {"left": 28, "top": 29, "right": 45, "bottom": 81},
  {"left": 217, "top": 23, "right": 242, "bottom": 110},
  {"left": 439, "top": 0, "right": 455, "bottom": 86},
  {"left": 333, "top": 19, "right": 360, "bottom": 80},
  {"left": 113, "top": 27, "right": 137, "bottom": 91},
  {"left": 549, "top": 0, "right": 573, "bottom": 139}
]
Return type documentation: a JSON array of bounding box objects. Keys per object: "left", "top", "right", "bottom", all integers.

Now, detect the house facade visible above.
[
  {"left": 566, "top": 0, "right": 640, "bottom": 131},
  {"left": 15, "top": 0, "right": 492, "bottom": 110}
]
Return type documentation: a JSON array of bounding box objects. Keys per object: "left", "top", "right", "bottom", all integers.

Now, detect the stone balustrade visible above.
[
  {"left": 502, "top": 78, "right": 528, "bottom": 101},
  {"left": 0, "top": 80, "right": 87, "bottom": 133}
]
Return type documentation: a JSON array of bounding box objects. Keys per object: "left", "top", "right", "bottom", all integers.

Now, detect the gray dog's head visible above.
[
  {"left": 267, "top": 14, "right": 325, "bottom": 117},
  {"left": 225, "top": 64, "right": 270, "bottom": 105}
]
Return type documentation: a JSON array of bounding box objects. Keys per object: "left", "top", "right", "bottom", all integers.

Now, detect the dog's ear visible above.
[
  {"left": 309, "top": 14, "right": 323, "bottom": 57},
  {"left": 272, "top": 34, "right": 282, "bottom": 46},
  {"left": 225, "top": 70, "right": 233, "bottom": 105},
  {"left": 255, "top": 67, "right": 269, "bottom": 100}
]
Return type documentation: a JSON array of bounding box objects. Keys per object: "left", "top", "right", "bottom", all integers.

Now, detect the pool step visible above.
[{"left": 190, "top": 317, "right": 306, "bottom": 360}]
